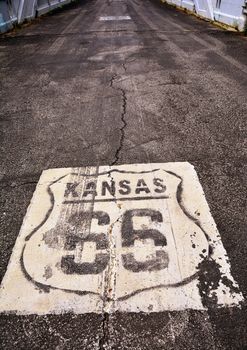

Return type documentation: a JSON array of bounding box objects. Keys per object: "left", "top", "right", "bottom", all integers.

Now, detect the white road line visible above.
[{"left": 99, "top": 16, "right": 131, "bottom": 21}]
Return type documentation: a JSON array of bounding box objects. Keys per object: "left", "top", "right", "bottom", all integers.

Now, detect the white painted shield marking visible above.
[
  {"left": 0, "top": 162, "right": 243, "bottom": 314},
  {"left": 99, "top": 16, "right": 131, "bottom": 21}
]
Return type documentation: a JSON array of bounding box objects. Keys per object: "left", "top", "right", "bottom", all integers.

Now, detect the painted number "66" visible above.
[{"left": 61, "top": 209, "right": 169, "bottom": 275}]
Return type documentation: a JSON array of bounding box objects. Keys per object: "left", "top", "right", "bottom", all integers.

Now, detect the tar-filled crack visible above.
[
  {"left": 109, "top": 73, "right": 127, "bottom": 165},
  {"left": 98, "top": 171, "right": 122, "bottom": 349},
  {"left": 99, "top": 214, "right": 122, "bottom": 350},
  {"left": 122, "top": 62, "right": 127, "bottom": 72},
  {"left": 1, "top": 181, "right": 38, "bottom": 189},
  {"left": 99, "top": 312, "right": 109, "bottom": 350}
]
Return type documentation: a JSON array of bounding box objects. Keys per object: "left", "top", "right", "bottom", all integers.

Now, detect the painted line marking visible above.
[
  {"left": 0, "top": 162, "right": 243, "bottom": 314},
  {"left": 63, "top": 195, "right": 170, "bottom": 204},
  {"left": 99, "top": 16, "right": 131, "bottom": 21}
]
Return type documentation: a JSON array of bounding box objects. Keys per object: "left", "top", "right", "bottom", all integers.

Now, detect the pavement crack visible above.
[
  {"left": 1, "top": 181, "right": 38, "bottom": 189},
  {"left": 99, "top": 209, "right": 122, "bottom": 350},
  {"left": 122, "top": 62, "right": 127, "bottom": 73},
  {"left": 109, "top": 74, "right": 128, "bottom": 165},
  {"left": 99, "top": 312, "right": 109, "bottom": 350}
]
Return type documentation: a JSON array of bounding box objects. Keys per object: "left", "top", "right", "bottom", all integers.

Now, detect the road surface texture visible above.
[{"left": 0, "top": 0, "right": 247, "bottom": 348}]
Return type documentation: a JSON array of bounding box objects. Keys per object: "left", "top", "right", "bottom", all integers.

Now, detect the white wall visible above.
[
  {"left": 165, "top": 0, "right": 246, "bottom": 30},
  {"left": 214, "top": 0, "right": 246, "bottom": 29},
  {"left": 0, "top": 0, "right": 76, "bottom": 33},
  {"left": 0, "top": 1, "right": 19, "bottom": 33},
  {"left": 0, "top": 0, "right": 247, "bottom": 33}
]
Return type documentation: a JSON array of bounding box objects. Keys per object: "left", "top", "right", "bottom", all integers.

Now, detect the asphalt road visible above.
[{"left": 0, "top": 0, "right": 247, "bottom": 348}]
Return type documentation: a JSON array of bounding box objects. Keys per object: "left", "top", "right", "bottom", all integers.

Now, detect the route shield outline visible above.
[{"left": 0, "top": 162, "right": 243, "bottom": 314}]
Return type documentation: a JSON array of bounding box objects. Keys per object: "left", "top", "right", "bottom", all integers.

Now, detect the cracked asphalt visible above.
[{"left": 0, "top": 0, "right": 247, "bottom": 348}]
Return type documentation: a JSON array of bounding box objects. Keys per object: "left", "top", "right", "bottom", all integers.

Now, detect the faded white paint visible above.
[
  {"left": 0, "top": 162, "right": 243, "bottom": 314},
  {"left": 99, "top": 16, "right": 131, "bottom": 21}
]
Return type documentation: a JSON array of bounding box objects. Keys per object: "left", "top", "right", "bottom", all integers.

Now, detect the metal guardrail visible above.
[{"left": 0, "top": 0, "right": 75, "bottom": 33}]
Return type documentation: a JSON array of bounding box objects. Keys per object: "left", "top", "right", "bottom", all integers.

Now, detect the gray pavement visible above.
[{"left": 0, "top": 0, "right": 247, "bottom": 348}]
